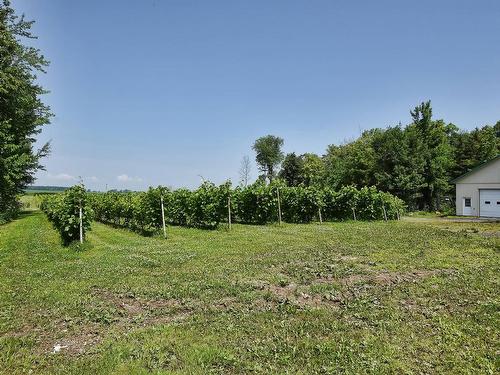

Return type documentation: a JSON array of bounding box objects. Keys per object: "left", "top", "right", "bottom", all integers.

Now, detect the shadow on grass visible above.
[
  {"left": 96, "top": 220, "right": 157, "bottom": 237},
  {"left": 18, "top": 210, "right": 42, "bottom": 219},
  {"left": 0, "top": 210, "right": 40, "bottom": 226}
]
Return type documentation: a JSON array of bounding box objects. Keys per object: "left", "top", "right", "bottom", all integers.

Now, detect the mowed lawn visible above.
[{"left": 0, "top": 212, "right": 498, "bottom": 374}]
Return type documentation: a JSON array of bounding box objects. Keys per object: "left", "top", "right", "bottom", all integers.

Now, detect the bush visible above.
[
  {"left": 87, "top": 182, "right": 405, "bottom": 235},
  {"left": 280, "top": 185, "right": 321, "bottom": 223},
  {"left": 233, "top": 181, "right": 278, "bottom": 224},
  {"left": 41, "top": 185, "right": 93, "bottom": 244},
  {"left": 323, "top": 185, "right": 405, "bottom": 221}
]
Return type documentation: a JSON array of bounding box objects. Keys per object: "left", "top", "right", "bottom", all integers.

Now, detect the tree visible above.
[
  {"left": 371, "top": 126, "right": 424, "bottom": 207},
  {"left": 0, "top": 0, "right": 52, "bottom": 221},
  {"left": 409, "top": 101, "right": 453, "bottom": 210},
  {"left": 252, "top": 135, "right": 284, "bottom": 183},
  {"left": 301, "top": 153, "right": 325, "bottom": 187},
  {"left": 450, "top": 124, "right": 499, "bottom": 180},
  {"left": 495, "top": 121, "right": 500, "bottom": 149},
  {"left": 279, "top": 152, "right": 303, "bottom": 186},
  {"left": 324, "top": 131, "right": 377, "bottom": 189},
  {"left": 239, "top": 155, "right": 251, "bottom": 187}
]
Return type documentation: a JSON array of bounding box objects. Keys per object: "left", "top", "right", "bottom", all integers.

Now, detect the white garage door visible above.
[{"left": 479, "top": 190, "right": 500, "bottom": 218}]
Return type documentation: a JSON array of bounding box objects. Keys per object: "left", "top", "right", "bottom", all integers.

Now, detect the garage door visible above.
[{"left": 479, "top": 190, "right": 500, "bottom": 218}]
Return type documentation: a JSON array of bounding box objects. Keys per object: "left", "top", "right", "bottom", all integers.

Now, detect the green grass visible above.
[
  {"left": 18, "top": 194, "right": 44, "bottom": 211},
  {"left": 0, "top": 212, "right": 498, "bottom": 374}
]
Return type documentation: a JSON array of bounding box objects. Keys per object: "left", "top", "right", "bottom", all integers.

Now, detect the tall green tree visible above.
[
  {"left": 450, "top": 124, "right": 498, "bottom": 179},
  {"left": 279, "top": 152, "right": 303, "bottom": 186},
  {"left": 252, "top": 135, "right": 284, "bottom": 183},
  {"left": 300, "top": 153, "right": 325, "bottom": 187},
  {"left": 409, "top": 101, "right": 453, "bottom": 210},
  {"left": 494, "top": 121, "right": 500, "bottom": 149},
  {"left": 0, "top": 0, "right": 51, "bottom": 220},
  {"left": 324, "top": 131, "right": 376, "bottom": 189},
  {"left": 370, "top": 126, "right": 424, "bottom": 206}
]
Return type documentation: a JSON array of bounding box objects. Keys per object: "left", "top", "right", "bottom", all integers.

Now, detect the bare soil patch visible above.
[
  {"left": 264, "top": 282, "right": 341, "bottom": 309},
  {"left": 5, "top": 289, "right": 192, "bottom": 357},
  {"left": 263, "top": 269, "right": 453, "bottom": 309}
]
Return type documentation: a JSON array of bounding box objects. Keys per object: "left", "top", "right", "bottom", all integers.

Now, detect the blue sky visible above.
[{"left": 14, "top": 0, "right": 500, "bottom": 190}]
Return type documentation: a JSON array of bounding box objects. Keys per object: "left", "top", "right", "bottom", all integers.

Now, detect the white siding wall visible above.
[
  {"left": 456, "top": 183, "right": 500, "bottom": 216},
  {"left": 455, "top": 157, "right": 500, "bottom": 216}
]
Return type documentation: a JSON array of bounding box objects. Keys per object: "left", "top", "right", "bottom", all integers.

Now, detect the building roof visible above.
[{"left": 452, "top": 154, "right": 500, "bottom": 183}]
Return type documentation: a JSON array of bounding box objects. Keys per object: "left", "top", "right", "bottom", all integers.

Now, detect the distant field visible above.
[
  {"left": 20, "top": 190, "right": 62, "bottom": 210},
  {"left": 24, "top": 190, "right": 61, "bottom": 195},
  {"left": 0, "top": 211, "right": 498, "bottom": 374},
  {"left": 24, "top": 186, "right": 68, "bottom": 195}
]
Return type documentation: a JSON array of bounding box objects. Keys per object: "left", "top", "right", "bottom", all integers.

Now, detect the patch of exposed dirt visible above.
[
  {"left": 262, "top": 269, "right": 454, "bottom": 309},
  {"left": 371, "top": 270, "right": 443, "bottom": 286},
  {"left": 337, "top": 255, "right": 359, "bottom": 262},
  {"left": 6, "top": 289, "right": 192, "bottom": 357},
  {"left": 264, "top": 282, "right": 341, "bottom": 309},
  {"left": 328, "top": 269, "right": 452, "bottom": 287},
  {"left": 38, "top": 321, "right": 103, "bottom": 356},
  {"left": 90, "top": 287, "right": 192, "bottom": 329}
]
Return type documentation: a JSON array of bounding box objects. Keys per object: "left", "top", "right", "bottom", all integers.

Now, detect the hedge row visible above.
[
  {"left": 40, "top": 185, "right": 94, "bottom": 244},
  {"left": 88, "top": 183, "right": 231, "bottom": 233},
  {"left": 88, "top": 182, "right": 405, "bottom": 234}
]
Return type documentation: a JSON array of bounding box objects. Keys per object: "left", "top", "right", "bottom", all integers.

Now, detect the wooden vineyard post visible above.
[
  {"left": 277, "top": 187, "right": 282, "bottom": 225},
  {"left": 318, "top": 207, "right": 323, "bottom": 224},
  {"left": 79, "top": 200, "right": 83, "bottom": 244},
  {"left": 161, "top": 196, "right": 167, "bottom": 239},
  {"left": 352, "top": 207, "right": 356, "bottom": 221},
  {"left": 228, "top": 194, "right": 232, "bottom": 230},
  {"left": 382, "top": 204, "right": 388, "bottom": 222}
]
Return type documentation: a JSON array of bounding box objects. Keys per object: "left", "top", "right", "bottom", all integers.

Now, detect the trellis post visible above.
[
  {"left": 277, "top": 187, "right": 282, "bottom": 225},
  {"left": 161, "top": 195, "right": 166, "bottom": 239},
  {"left": 79, "top": 200, "right": 83, "bottom": 244},
  {"left": 228, "top": 194, "right": 232, "bottom": 230}
]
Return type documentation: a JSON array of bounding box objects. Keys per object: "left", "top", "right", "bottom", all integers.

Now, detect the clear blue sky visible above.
[{"left": 14, "top": 0, "right": 500, "bottom": 191}]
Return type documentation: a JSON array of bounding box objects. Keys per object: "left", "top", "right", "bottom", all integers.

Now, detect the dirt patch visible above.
[
  {"left": 7, "top": 289, "right": 193, "bottom": 357},
  {"left": 329, "top": 269, "right": 450, "bottom": 287},
  {"left": 90, "top": 287, "right": 192, "bottom": 328},
  {"left": 337, "top": 255, "right": 359, "bottom": 262},
  {"left": 371, "top": 270, "right": 442, "bottom": 286},
  {"left": 263, "top": 269, "right": 452, "bottom": 309},
  {"left": 59, "top": 289, "right": 191, "bottom": 356},
  {"left": 39, "top": 322, "right": 102, "bottom": 356},
  {"left": 264, "top": 282, "right": 341, "bottom": 309},
  {"left": 267, "top": 282, "right": 297, "bottom": 300}
]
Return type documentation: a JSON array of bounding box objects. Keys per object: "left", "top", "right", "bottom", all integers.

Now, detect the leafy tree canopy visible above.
[
  {"left": 0, "top": 0, "right": 52, "bottom": 220},
  {"left": 252, "top": 135, "right": 284, "bottom": 183}
]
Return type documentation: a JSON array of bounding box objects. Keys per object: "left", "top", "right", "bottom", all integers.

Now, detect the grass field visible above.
[{"left": 0, "top": 211, "right": 498, "bottom": 374}]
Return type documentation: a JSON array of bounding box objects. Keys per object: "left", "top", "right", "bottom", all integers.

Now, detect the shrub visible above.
[
  {"left": 87, "top": 182, "right": 405, "bottom": 234},
  {"left": 280, "top": 186, "right": 321, "bottom": 223},
  {"left": 41, "top": 185, "right": 93, "bottom": 244},
  {"left": 234, "top": 181, "right": 278, "bottom": 224}
]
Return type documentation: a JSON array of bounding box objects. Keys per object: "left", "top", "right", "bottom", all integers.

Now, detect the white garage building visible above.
[{"left": 453, "top": 155, "right": 500, "bottom": 218}]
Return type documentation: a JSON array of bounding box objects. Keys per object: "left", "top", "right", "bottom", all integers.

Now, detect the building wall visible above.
[
  {"left": 455, "top": 183, "right": 500, "bottom": 216},
  {"left": 455, "top": 157, "right": 500, "bottom": 216},
  {"left": 457, "top": 158, "right": 500, "bottom": 184}
]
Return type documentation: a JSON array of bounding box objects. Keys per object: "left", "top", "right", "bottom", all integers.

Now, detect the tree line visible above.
[
  {"left": 2, "top": 1, "right": 499, "bottom": 223},
  {"left": 250, "top": 102, "right": 499, "bottom": 211}
]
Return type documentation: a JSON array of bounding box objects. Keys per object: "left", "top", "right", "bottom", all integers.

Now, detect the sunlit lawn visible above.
[{"left": 0, "top": 211, "right": 498, "bottom": 374}]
